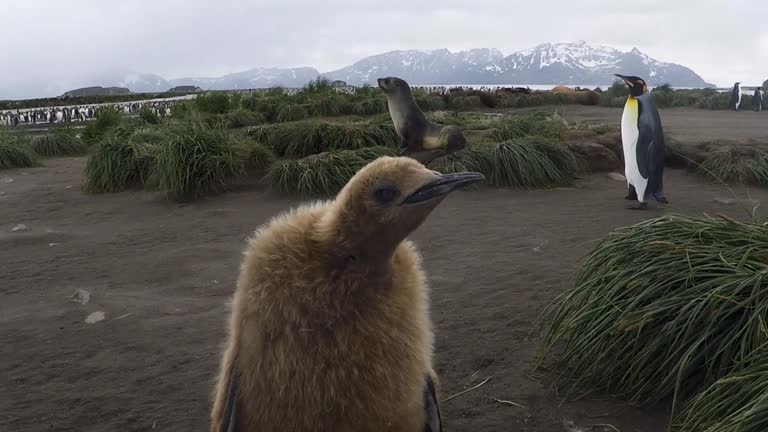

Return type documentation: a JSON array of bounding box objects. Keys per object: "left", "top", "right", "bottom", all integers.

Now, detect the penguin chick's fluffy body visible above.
[{"left": 210, "top": 156, "right": 484, "bottom": 432}]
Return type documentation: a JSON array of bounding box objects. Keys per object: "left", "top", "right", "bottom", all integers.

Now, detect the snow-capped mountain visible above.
[
  {"left": 8, "top": 41, "right": 714, "bottom": 99},
  {"left": 325, "top": 42, "right": 712, "bottom": 87},
  {"left": 168, "top": 67, "right": 320, "bottom": 91}
]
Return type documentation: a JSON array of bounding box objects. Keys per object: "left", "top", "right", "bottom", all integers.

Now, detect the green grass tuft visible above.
[
  {"left": 266, "top": 146, "right": 397, "bottom": 196},
  {"left": 0, "top": 133, "right": 38, "bottom": 169},
  {"left": 538, "top": 214, "right": 768, "bottom": 416},
  {"left": 30, "top": 130, "right": 87, "bottom": 157},
  {"left": 352, "top": 97, "right": 387, "bottom": 116},
  {"left": 224, "top": 109, "right": 266, "bottom": 128},
  {"left": 694, "top": 150, "right": 768, "bottom": 185},
  {"left": 491, "top": 113, "right": 566, "bottom": 141},
  {"left": 138, "top": 107, "right": 161, "bottom": 125},
  {"left": 434, "top": 138, "right": 581, "bottom": 188},
  {"left": 677, "top": 347, "right": 768, "bottom": 432},
  {"left": 147, "top": 122, "right": 245, "bottom": 201},
  {"left": 276, "top": 104, "right": 309, "bottom": 123},
  {"left": 82, "top": 106, "right": 122, "bottom": 145},
  {"left": 83, "top": 128, "right": 155, "bottom": 193},
  {"left": 251, "top": 121, "right": 398, "bottom": 158}
]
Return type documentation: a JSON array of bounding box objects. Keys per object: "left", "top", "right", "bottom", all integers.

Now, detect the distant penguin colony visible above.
[
  {"left": 377, "top": 76, "right": 467, "bottom": 166},
  {"left": 730, "top": 81, "right": 742, "bottom": 111},
  {"left": 615, "top": 74, "right": 669, "bottom": 210},
  {"left": 0, "top": 99, "right": 179, "bottom": 127},
  {"left": 210, "top": 156, "right": 484, "bottom": 432}
]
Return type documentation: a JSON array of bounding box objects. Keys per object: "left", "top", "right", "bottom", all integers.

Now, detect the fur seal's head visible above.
[
  {"left": 377, "top": 77, "right": 412, "bottom": 96},
  {"left": 322, "top": 156, "right": 483, "bottom": 257},
  {"left": 614, "top": 74, "right": 647, "bottom": 97}
]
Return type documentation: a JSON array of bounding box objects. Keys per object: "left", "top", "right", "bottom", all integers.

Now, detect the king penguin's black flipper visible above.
[
  {"left": 423, "top": 375, "right": 443, "bottom": 432},
  {"left": 636, "top": 93, "right": 667, "bottom": 199},
  {"left": 220, "top": 369, "right": 238, "bottom": 432}
]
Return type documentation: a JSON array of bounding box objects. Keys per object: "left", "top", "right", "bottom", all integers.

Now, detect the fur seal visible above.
[{"left": 377, "top": 77, "right": 467, "bottom": 165}]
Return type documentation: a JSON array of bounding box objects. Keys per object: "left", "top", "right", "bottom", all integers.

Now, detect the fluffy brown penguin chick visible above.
[{"left": 210, "top": 156, "right": 484, "bottom": 432}]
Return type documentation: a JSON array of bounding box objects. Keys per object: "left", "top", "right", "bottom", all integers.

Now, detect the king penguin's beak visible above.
[
  {"left": 401, "top": 172, "right": 485, "bottom": 205},
  {"left": 614, "top": 74, "right": 625, "bottom": 79}
]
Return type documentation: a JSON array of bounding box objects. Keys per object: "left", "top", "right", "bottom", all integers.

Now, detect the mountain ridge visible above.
[{"left": 3, "top": 42, "right": 715, "bottom": 99}]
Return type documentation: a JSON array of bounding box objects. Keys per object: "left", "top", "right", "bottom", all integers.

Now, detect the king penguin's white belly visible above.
[{"left": 621, "top": 98, "right": 648, "bottom": 201}]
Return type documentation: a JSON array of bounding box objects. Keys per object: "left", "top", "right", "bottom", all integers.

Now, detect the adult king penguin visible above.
[
  {"left": 730, "top": 82, "right": 742, "bottom": 111},
  {"left": 614, "top": 74, "right": 669, "bottom": 210}
]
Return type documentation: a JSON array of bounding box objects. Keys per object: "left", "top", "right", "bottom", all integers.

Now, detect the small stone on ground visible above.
[
  {"left": 85, "top": 311, "right": 105, "bottom": 324},
  {"left": 606, "top": 172, "right": 626, "bottom": 182},
  {"left": 12, "top": 224, "right": 29, "bottom": 232}
]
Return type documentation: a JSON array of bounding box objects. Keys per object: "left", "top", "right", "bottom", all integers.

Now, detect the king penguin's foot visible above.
[
  {"left": 625, "top": 201, "right": 648, "bottom": 210},
  {"left": 656, "top": 196, "right": 669, "bottom": 204}
]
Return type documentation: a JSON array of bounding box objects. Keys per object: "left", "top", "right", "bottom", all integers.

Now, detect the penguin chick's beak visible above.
[{"left": 401, "top": 172, "right": 485, "bottom": 205}]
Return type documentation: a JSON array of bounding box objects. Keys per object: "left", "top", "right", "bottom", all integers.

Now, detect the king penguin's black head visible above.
[{"left": 614, "top": 74, "right": 648, "bottom": 97}]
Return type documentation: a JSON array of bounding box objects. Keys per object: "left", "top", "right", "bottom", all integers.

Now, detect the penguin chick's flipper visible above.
[
  {"left": 218, "top": 370, "right": 238, "bottom": 432},
  {"left": 625, "top": 201, "right": 648, "bottom": 210},
  {"left": 423, "top": 375, "right": 442, "bottom": 432}
]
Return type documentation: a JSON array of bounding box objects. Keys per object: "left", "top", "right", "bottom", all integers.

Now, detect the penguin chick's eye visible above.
[{"left": 373, "top": 186, "right": 400, "bottom": 204}]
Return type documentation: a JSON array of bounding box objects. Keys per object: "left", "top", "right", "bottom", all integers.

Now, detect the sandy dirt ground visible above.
[{"left": 1, "top": 106, "right": 767, "bottom": 432}]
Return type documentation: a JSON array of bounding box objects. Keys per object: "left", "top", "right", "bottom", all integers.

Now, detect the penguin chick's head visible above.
[
  {"left": 377, "top": 76, "right": 411, "bottom": 96},
  {"left": 324, "top": 156, "right": 484, "bottom": 258},
  {"left": 614, "top": 74, "right": 648, "bottom": 97}
]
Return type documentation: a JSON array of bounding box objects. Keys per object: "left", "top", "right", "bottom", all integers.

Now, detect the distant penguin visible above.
[
  {"left": 614, "top": 74, "right": 669, "bottom": 210},
  {"left": 754, "top": 87, "right": 763, "bottom": 112},
  {"left": 210, "top": 156, "right": 484, "bottom": 432},
  {"left": 730, "top": 82, "right": 742, "bottom": 111}
]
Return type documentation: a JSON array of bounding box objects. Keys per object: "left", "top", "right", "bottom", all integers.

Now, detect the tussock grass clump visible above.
[
  {"left": 139, "top": 107, "right": 161, "bottom": 125},
  {"left": 435, "top": 138, "right": 581, "bottom": 188},
  {"left": 491, "top": 113, "right": 566, "bottom": 141},
  {"left": 148, "top": 123, "right": 245, "bottom": 201},
  {"left": 224, "top": 109, "right": 266, "bottom": 128},
  {"left": 83, "top": 128, "right": 155, "bottom": 193},
  {"left": 694, "top": 150, "right": 768, "bottom": 185},
  {"left": 241, "top": 140, "right": 276, "bottom": 171},
  {"left": 538, "top": 214, "right": 768, "bottom": 413},
  {"left": 677, "top": 347, "right": 768, "bottom": 432},
  {"left": 194, "top": 92, "right": 231, "bottom": 114},
  {"left": 267, "top": 146, "right": 396, "bottom": 196},
  {"left": 309, "top": 95, "right": 344, "bottom": 117},
  {"left": 415, "top": 95, "right": 446, "bottom": 112},
  {"left": 82, "top": 106, "right": 122, "bottom": 145},
  {"left": 252, "top": 121, "right": 398, "bottom": 158},
  {"left": 276, "top": 104, "right": 309, "bottom": 123},
  {"left": 352, "top": 97, "right": 387, "bottom": 116},
  {"left": 30, "top": 130, "right": 87, "bottom": 157},
  {"left": 0, "top": 134, "right": 38, "bottom": 169}
]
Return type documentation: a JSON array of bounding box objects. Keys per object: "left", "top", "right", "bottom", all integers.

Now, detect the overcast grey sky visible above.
[{"left": 1, "top": 0, "right": 766, "bottom": 98}]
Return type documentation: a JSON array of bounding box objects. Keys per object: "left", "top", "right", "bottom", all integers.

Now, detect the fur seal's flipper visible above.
[
  {"left": 625, "top": 201, "right": 648, "bottom": 210},
  {"left": 408, "top": 149, "right": 446, "bottom": 166},
  {"left": 219, "top": 369, "right": 238, "bottom": 432},
  {"left": 423, "top": 375, "right": 442, "bottom": 432}
]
